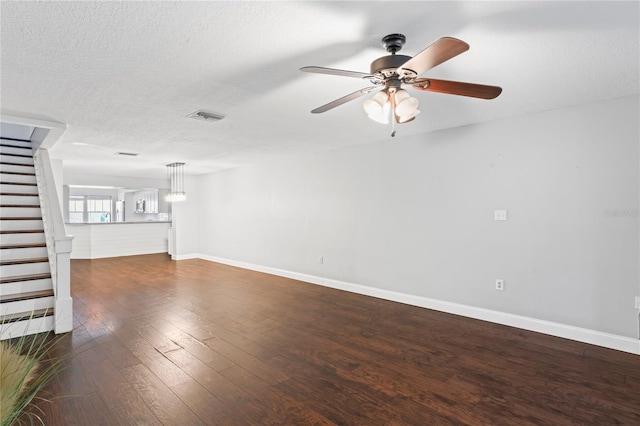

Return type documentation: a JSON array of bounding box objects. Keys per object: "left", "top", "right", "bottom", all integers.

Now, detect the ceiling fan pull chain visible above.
[{"left": 391, "top": 108, "right": 396, "bottom": 137}]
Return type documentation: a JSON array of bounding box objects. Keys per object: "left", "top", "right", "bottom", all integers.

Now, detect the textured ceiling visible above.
[{"left": 1, "top": 1, "right": 638, "bottom": 179}]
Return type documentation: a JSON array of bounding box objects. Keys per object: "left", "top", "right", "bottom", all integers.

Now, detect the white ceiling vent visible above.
[
  {"left": 114, "top": 151, "right": 139, "bottom": 157},
  {"left": 187, "top": 110, "right": 225, "bottom": 122}
]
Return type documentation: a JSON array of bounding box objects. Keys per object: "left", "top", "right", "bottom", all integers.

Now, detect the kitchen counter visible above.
[{"left": 66, "top": 222, "right": 171, "bottom": 259}]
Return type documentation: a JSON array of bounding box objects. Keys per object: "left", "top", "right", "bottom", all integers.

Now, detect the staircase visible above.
[{"left": 0, "top": 138, "right": 55, "bottom": 337}]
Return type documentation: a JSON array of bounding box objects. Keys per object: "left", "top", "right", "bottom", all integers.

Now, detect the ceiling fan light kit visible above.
[
  {"left": 393, "top": 89, "right": 420, "bottom": 120},
  {"left": 301, "top": 33, "right": 502, "bottom": 137},
  {"left": 363, "top": 91, "right": 390, "bottom": 123},
  {"left": 364, "top": 87, "right": 420, "bottom": 126}
]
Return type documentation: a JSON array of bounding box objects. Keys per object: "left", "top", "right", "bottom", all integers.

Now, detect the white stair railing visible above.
[{"left": 33, "top": 148, "right": 73, "bottom": 334}]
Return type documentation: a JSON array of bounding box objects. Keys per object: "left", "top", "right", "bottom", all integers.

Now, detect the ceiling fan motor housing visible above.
[{"left": 370, "top": 54, "right": 416, "bottom": 81}]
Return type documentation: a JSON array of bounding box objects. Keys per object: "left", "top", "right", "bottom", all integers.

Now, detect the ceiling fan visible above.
[{"left": 300, "top": 34, "right": 502, "bottom": 136}]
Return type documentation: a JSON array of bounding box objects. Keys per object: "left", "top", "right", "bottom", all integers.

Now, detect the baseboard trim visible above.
[
  {"left": 192, "top": 254, "right": 640, "bottom": 355},
  {"left": 173, "top": 253, "right": 199, "bottom": 261}
]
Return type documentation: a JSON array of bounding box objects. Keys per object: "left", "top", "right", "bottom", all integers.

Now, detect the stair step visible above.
[
  {"left": 0, "top": 207, "right": 42, "bottom": 218},
  {"left": 0, "top": 146, "right": 34, "bottom": 157},
  {"left": 0, "top": 313, "right": 54, "bottom": 340},
  {"left": 0, "top": 307, "right": 54, "bottom": 324},
  {"left": 0, "top": 246, "right": 48, "bottom": 261},
  {"left": 0, "top": 289, "right": 54, "bottom": 303},
  {"left": 0, "top": 296, "right": 55, "bottom": 317},
  {"left": 1, "top": 308, "right": 53, "bottom": 324},
  {"left": 0, "top": 231, "right": 46, "bottom": 245},
  {"left": 0, "top": 163, "right": 35, "bottom": 175},
  {"left": 0, "top": 277, "right": 53, "bottom": 301},
  {"left": 0, "top": 258, "right": 50, "bottom": 277},
  {"left": 0, "top": 171, "right": 36, "bottom": 183},
  {"left": 0, "top": 184, "right": 38, "bottom": 194},
  {"left": 0, "top": 192, "right": 39, "bottom": 200},
  {"left": 0, "top": 138, "right": 32, "bottom": 149},
  {"left": 0, "top": 257, "right": 49, "bottom": 266},
  {"left": 0, "top": 181, "right": 37, "bottom": 186},
  {"left": 0, "top": 161, "right": 35, "bottom": 170},
  {"left": 0, "top": 142, "right": 31, "bottom": 151},
  {"left": 0, "top": 272, "right": 52, "bottom": 284},
  {"left": 0, "top": 154, "right": 33, "bottom": 166},
  {"left": 0, "top": 195, "right": 37, "bottom": 204},
  {"left": 0, "top": 229, "right": 44, "bottom": 234},
  {"left": 0, "top": 243, "right": 47, "bottom": 250},
  {"left": 0, "top": 219, "right": 44, "bottom": 232},
  {"left": 0, "top": 170, "right": 36, "bottom": 176},
  {"left": 1, "top": 206, "right": 42, "bottom": 217}
]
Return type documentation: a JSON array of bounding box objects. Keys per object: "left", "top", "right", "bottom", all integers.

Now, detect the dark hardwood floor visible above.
[{"left": 23, "top": 254, "right": 640, "bottom": 425}]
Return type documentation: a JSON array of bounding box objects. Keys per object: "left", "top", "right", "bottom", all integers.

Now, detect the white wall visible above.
[
  {"left": 173, "top": 175, "right": 200, "bottom": 259},
  {"left": 194, "top": 95, "right": 639, "bottom": 343}
]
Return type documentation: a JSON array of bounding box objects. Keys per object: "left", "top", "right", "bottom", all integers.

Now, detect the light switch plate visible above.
[{"left": 495, "top": 210, "right": 508, "bottom": 221}]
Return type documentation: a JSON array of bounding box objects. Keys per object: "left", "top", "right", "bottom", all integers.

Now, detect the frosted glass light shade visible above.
[
  {"left": 364, "top": 90, "right": 390, "bottom": 124},
  {"left": 398, "top": 110, "right": 420, "bottom": 123},
  {"left": 395, "top": 89, "right": 419, "bottom": 118},
  {"left": 165, "top": 192, "right": 186, "bottom": 202}
]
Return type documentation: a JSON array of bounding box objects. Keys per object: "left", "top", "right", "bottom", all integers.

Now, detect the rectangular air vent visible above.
[
  {"left": 114, "top": 152, "right": 139, "bottom": 157},
  {"left": 187, "top": 110, "right": 225, "bottom": 122}
]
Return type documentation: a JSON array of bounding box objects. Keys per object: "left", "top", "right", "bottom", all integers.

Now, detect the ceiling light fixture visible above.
[
  {"left": 166, "top": 162, "right": 186, "bottom": 202},
  {"left": 363, "top": 88, "right": 420, "bottom": 128},
  {"left": 301, "top": 33, "right": 502, "bottom": 138}
]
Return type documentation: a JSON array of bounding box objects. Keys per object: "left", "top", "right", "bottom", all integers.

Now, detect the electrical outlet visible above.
[
  {"left": 495, "top": 279, "right": 505, "bottom": 291},
  {"left": 318, "top": 256, "right": 323, "bottom": 264},
  {"left": 635, "top": 296, "right": 640, "bottom": 310}
]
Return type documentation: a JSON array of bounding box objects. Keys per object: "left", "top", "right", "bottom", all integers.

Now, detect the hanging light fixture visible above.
[
  {"left": 363, "top": 87, "right": 420, "bottom": 134},
  {"left": 302, "top": 33, "right": 503, "bottom": 138},
  {"left": 166, "top": 162, "right": 186, "bottom": 202}
]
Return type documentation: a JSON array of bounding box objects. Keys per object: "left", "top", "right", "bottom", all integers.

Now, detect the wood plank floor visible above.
[{"left": 23, "top": 254, "right": 640, "bottom": 425}]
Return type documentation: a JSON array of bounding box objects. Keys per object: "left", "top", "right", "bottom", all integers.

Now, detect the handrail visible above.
[{"left": 32, "top": 148, "right": 73, "bottom": 334}]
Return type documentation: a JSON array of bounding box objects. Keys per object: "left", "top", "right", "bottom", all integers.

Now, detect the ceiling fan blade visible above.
[
  {"left": 300, "top": 66, "right": 372, "bottom": 79},
  {"left": 397, "top": 37, "right": 469, "bottom": 76},
  {"left": 413, "top": 78, "right": 502, "bottom": 99},
  {"left": 311, "top": 87, "right": 379, "bottom": 113}
]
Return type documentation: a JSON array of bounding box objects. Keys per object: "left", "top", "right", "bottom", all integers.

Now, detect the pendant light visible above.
[{"left": 166, "top": 162, "right": 186, "bottom": 202}]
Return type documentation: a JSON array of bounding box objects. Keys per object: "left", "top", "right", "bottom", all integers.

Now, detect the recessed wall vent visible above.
[
  {"left": 187, "top": 110, "right": 225, "bottom": 122},
  {"left": 114, "top": 151, "right": 139, "bottom": 157}
]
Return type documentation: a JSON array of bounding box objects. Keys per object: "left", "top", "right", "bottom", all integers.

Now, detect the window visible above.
[
  {"left": 87, "top": 197, "right": 112, "bottom": 223},
  {"left": 68, "top": 196, "right": 84, "bottom": 223},
  {"left": 68, "top": 196, "right": 112, "bottom": 223}
]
